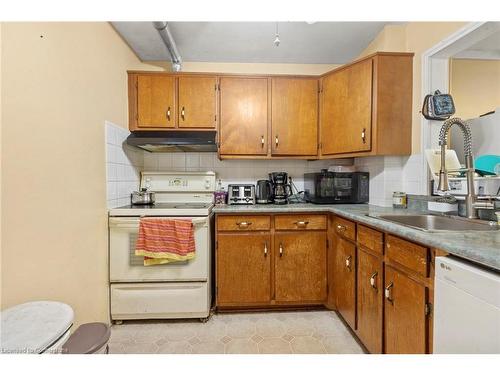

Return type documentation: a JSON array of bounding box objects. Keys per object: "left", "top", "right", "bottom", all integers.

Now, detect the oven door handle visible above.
[{"left": 109, "top": 217, "right": 208, "bottom": 228}]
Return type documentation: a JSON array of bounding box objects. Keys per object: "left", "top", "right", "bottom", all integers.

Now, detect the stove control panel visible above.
[
  {"left": 140, "top": 171, "right": 216, "bottom": 193},
  {"left": 168, "top": 178, "right": 189, "bottom": 187}
]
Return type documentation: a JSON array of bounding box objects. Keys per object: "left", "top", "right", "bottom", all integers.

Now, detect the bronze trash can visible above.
[{"left": 62, "top": 322, "right": 111, "bottom": 354}]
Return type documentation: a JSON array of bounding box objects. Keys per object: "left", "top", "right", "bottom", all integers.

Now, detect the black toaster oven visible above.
[{"left": 304, "top": 170, "right": 369, "bottom": 204}]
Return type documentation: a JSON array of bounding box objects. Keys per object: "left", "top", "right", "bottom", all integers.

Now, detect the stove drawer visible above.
[
  {"left": 109, "top": 217, "right": 210, "bottom": 282},
  {"left": 110, "top": 282, "right": 210, "bottom": 319}
]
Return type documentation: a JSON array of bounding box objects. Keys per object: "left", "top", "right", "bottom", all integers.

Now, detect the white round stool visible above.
[{"left": 1, "top": 301, "right": 74, "bottom": 354}]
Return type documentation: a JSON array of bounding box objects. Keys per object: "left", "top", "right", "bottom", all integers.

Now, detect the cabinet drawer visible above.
[
  {"left": 275, "top": 214, "right": 327, "bottom": 230},
  {"left": 217, "top": 215, "right": 271, "bottom": 231},
  {"left": 357, "top": 225, "right": 384, "bottom": 254},
  {"left": 386, "top": 235, "right": 428, "bottom": 277},
  {"left": 332, "top": 216, "right": 356, "bottom": 241}
]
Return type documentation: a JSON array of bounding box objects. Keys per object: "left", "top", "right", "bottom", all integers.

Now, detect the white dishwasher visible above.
[{"left": 434, "top": 256, "right": 500, "bottom": 353}]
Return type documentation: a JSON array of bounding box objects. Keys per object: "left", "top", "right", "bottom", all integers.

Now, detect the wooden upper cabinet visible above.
[
  {"left": 274, "top": 231, "right": 327, "bottom": 303},
  {"left": 178, "top": 76, "right": 217, "bottom": 128},
  {"left": 333, "top": 235, "right": 357, "bottom": 330},
  {"left": 134, "top": 74, "right": 176, "bottom": 129},
  {"left": 271, "top": 78, "right": 319, "bottom": 156},
  {"left": 321, "top": 58, "right": 373, "bottom": 155},
  {"left": 320, "top": 52, "right": 413, "bottom": 158},
  {"left": 216, "top": 233, "right": 272, "bottom": 305},
  {"left": 219, "top": 77, "right": 269, "bottom": 156},
  {"left": 384, "top": 265, "right": 427, "bottom": 354}
]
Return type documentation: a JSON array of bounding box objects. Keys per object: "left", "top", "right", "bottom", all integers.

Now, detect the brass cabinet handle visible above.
[
  {"left": 345, "top": 255, "right": 352, "bottom": 270},
  {"left": 264, "top": 242, "right": 268, "bottom": 257},
  {"left": 261, "top": 135, "right": 265, "bottom": 148},
  {"left": 166, "top": 106, "right": 171, "bottom": 121},
  {"left": 370, "top": 271, "right": 378, "bottom": 289},
  {"left": 236, "top": 221, "right": 252, "bottom": 228},
  {"left": 294, "top": 220, "right": 309, "bottom": 228},
  {"left": 336, "top": 224, "right": 346, "bottom": 232},
  {"left": 385, "top": 282, "right": 394, "bottom": 302},
  {"left": 361, "top": 128, "right": 366, "bottom": 144},
  {"left": 181, "top": 106, "right": 185, "bottom": 120},
  {"left": 279, "top": 243, "right": 283, "bottom": 257},
  {"left": 275, "top": 135, "right": 279, "bottom": 148}
]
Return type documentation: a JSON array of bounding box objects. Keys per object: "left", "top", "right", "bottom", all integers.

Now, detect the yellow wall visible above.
[
  {"left": 1, "top": 22, "right": 159, "bottom": 326},
  {"left": 359, "top": 22, "right": 468, "bottom": 152},
  {"left": 146, "top": 61, "right": 340, "bottom": 75},
  {"left": 450, "top": 58, "right": 500, "bottom": 119},
  {"left": 0, "top": 23, "right": 3, "bottom": 305}
]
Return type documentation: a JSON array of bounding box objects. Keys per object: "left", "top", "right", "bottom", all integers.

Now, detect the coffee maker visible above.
[{"left": 269, "top": 172, "right": 292, "bottom": 205}]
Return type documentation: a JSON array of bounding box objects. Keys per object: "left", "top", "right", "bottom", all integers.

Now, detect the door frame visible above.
[{"left": 419, "top": 21, "right": 500, "bottom": 194}]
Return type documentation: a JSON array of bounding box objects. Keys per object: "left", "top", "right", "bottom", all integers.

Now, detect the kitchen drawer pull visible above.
[
  {"left": 279, "top": 243, "right": 284, "bottom": 257},
  {"left": 166, "top": 106, "right": 171, "bottom": 121},
  {"left": 294, "top": 220, "right": 309, "bottom": 227},
  {"left": 336, "top": 224, "right": 346, "bottom": 232},
  {"left": 385, "top": 282, "right": 394, "bottom": 302},
  {"left": 236, "top": 221, "right": 252, "bottom": 228},
  {"left": 261, "top": 135, "right": 265, "bottom": 148},
  {"left": 370, "top": 271, "right": 378, "bottom": 289},
  {"left": 275, "top": 135, "right": 279, "bottom": 148},
  {"left": 181, "top": 106, "right": 185, "bottom": 120},
  {"left": 264, "top": 242, "right": 268, "bottom": 257},
  {"left": 345, "top": 255, "right": 352, "bottom": 270},
  {"left": 361, "top": 128, "right": 366, "bottom": 144}
]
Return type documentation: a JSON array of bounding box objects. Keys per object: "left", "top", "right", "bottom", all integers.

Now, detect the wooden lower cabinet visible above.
[
  {"left": 216, "top": 213, "right": 327, "bottom": 308},
  {"left": 333, "top": 235, "right": 356, "bottom": 330},
  {"left": 356, "top": 248, "right": 383, "bottom": 353},
  {"left": 384, "top": 265, "right": 427, "bottom": 354},
  {"left": 274, "top": 232, "right": 327, "bottom": 303},
  {"left": 216, "top": 232, "right": 271, "bottom": 305}
]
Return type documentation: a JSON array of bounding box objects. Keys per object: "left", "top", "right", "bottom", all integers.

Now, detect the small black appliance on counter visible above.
[
  {"left": 304, "top": 169, "right": 369, "bottom": 204},
  {"left": 256, "top": 180, "right": 273, "bottom": 204},
  {"left": 269, "top": 172, "right": 292, "bottom": 205}
]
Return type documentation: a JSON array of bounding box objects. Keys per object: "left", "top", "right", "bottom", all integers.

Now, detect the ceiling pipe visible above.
[{"left": 152, "top": 21, "right": 182, "bottom": 72}]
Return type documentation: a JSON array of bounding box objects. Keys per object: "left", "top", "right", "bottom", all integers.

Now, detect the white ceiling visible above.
[
  {"left": 112, "top": 22, "right": 393, "bottom": 64},
  {"left": 453, "top": 31, "right": 500, "bottom": 60}
]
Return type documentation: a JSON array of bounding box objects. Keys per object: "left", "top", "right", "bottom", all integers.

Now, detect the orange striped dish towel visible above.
[{"left": 135, "top": 218, "right": 196, "bottom": 266}]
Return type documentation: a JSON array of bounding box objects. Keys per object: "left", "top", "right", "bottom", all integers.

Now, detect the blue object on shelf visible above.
[{"left": 475, "top": 155, "right": 500, "bottom": 175}]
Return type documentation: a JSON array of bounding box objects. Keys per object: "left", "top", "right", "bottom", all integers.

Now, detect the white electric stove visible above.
[{"left": 108, "top": 171, "right": 216, "bottom": 322}]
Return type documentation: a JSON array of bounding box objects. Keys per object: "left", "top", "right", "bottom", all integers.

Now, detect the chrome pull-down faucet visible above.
[{"left": 437, "top": 117, "right": 492, "bottom": 219}]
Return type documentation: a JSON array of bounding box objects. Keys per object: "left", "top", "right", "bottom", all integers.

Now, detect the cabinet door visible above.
[
  {"left": 321, "top": 59, "right": 372, "bottom": 155},
  {"left": 333, "top": 235, "right": 356, "bottom": 329},
  {"left": 274, "top": 231, "right": 327, "bottom": 303},
  {"left": 271, "top": 78, "right": 318, "bottom": 156},
  {"left": 384, "top": 265, "right": 427, "bottom": 354},
  {"left": 219, "top": 77, "right": 269, "bottom": 156},
  {"left": 178, "top": 76, "right": 217, "bottom": 128},
  {"left": 357, "top": 248, "right": 383, "bottom": 353},
  {"left": 137, "top": 74, "right": 176, "bottom": 128},
  {"left": 217, "top": 233, "right": 271, "bottom": 305}
]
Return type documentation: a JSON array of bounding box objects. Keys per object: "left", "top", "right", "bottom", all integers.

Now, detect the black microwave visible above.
[{"left": 304, "top": 170, "right": 369, "bottom": 204}]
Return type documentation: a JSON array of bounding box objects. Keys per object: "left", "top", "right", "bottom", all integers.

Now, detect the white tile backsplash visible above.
[
  {"left": 355, "top": 156, "right": 406, "bottom": 207},
  {"left": 143, "top": 152, "right": 339, "bottom": 191},
  {"left": 105, "top": 125, "right": 424, "bottom": 208},
  {"left": 105, "top": 121, "right": 144, "bottom": 208}
]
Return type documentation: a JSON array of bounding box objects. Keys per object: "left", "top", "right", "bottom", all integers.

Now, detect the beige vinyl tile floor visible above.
[{"left": 108, "top": 310, "right": 365, "bottom": 354}]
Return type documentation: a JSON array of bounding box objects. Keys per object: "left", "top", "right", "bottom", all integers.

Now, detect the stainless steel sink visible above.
[{"left": 372, "top": 214, "right": 498, "bottom": 232}]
